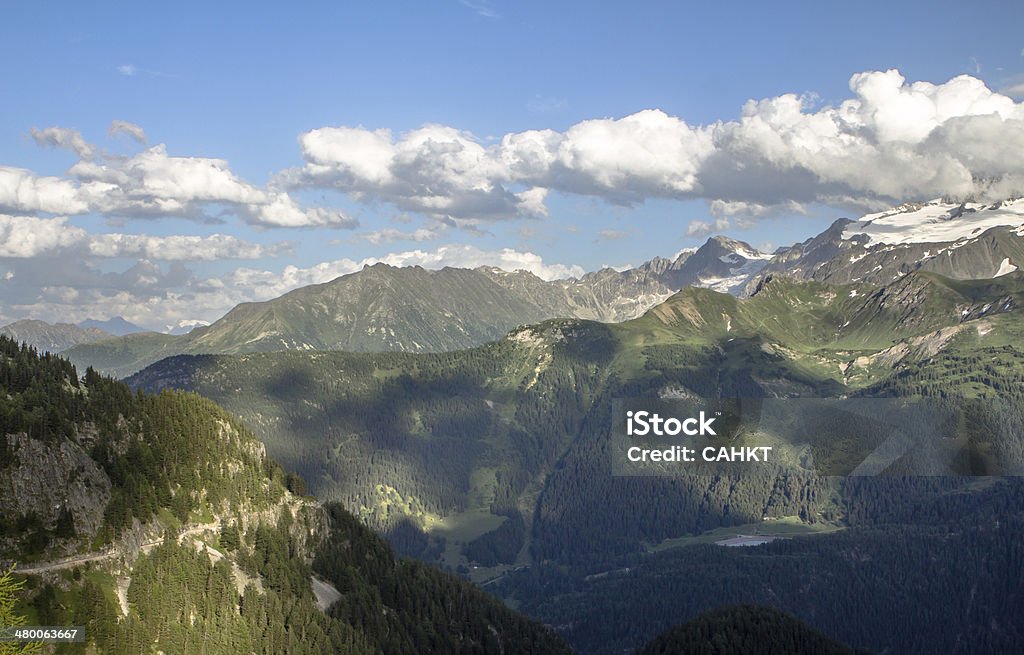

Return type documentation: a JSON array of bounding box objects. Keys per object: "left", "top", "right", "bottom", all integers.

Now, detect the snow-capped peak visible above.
[{"left": 842, "top": 198, "right": 1024, "bottom": 246}]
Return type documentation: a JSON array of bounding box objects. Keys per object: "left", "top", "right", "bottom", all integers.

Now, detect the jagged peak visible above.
[{"left": 693, "top": 235, "right": 767, "bottom": 261}]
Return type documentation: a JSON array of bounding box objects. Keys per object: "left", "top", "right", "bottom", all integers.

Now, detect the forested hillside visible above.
[
  {"left": 636, "top": 605, "right": 864, "bottom": 655},
  {"left": 0, "top": 336, "right": 571, "bottom": 654},
  {"left": 503, "top": 477, "right": 1024, "bottom": 654}
]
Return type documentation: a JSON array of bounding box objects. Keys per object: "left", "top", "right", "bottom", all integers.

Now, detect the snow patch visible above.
[
  {"left": 698, "top": 274, "right": 749, "bottom": 295},
  {"left": 734, "top": 247, "right": 772, "bottom": 261},
  {"left": 695, "top": 256, "right": 770, "bottom": 295},
  {"left": 995, "top": 257, "right": 1018, "bottom": 277}
]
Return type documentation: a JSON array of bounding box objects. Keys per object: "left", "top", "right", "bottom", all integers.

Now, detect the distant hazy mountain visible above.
[
  {"left": 0, "top": 319, "right": 112, "bottom": 353},
  {"left": 64, "top": 237, "right": 768, "bottom": 377},
  {"left": 746, "top": 198, "right": 1024, "bottom": 294},
  {"left": 78, "top": 316, "right": 145, "bottom": 335}
]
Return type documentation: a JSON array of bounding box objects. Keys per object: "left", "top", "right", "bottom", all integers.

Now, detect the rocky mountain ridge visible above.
[{"left": 746, "top": 198, "right": 1024, "bottom": 293}]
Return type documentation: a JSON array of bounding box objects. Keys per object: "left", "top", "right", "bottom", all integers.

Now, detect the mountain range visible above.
[
  {"left": 56, "top": 235, "right": 771, "bottom": 377},
  {"left": 2, "top": 198, "right": 1004, "bottom": 382},
  {"left": 127, "top": 266, "right": 1024, "bottom": 536}
]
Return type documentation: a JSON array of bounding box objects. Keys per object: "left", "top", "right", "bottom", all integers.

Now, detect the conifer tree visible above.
[{"left": 0, "top": 567, "right": 42, "bottom": 655}]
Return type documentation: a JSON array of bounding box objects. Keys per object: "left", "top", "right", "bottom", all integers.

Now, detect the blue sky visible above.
[{"left": 1, "top": 1, "right": 1023, "bottom": 329}]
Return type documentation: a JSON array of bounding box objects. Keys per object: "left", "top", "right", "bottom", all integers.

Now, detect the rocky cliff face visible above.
[{"left": 0, "top": 431, "right": 112, "bottom": 555}]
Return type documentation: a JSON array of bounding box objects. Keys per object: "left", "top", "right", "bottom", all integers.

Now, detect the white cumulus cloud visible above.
[
  {"left": 703, "top": 70, "right": 1024, "bottom": 211},
  {"left": 288, "top": 123, "right": 550, "bottom": 221},
  {"left": 86, "top": 233, "right": 283, "bottom": 261},
  {"left": 10, "top": 133, "right": 356, "bottom": 229},
  {"left": 365, "top": 244, "right": 585, "bottom": 280},
  {"left": 69, "top": 144, "right": 266, "bottom": 206},
  {"left": 288, "top": 70, "right": 1024, "bottom": 221},
  {"left": 0, "top": 167, "right": 90, "bottom": 215},
  {"left": 0, "top": 215, "right": 87, "bottom": 257},
  {"left": 245, "top": 193, "right": 357, "bottom": 229}
]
